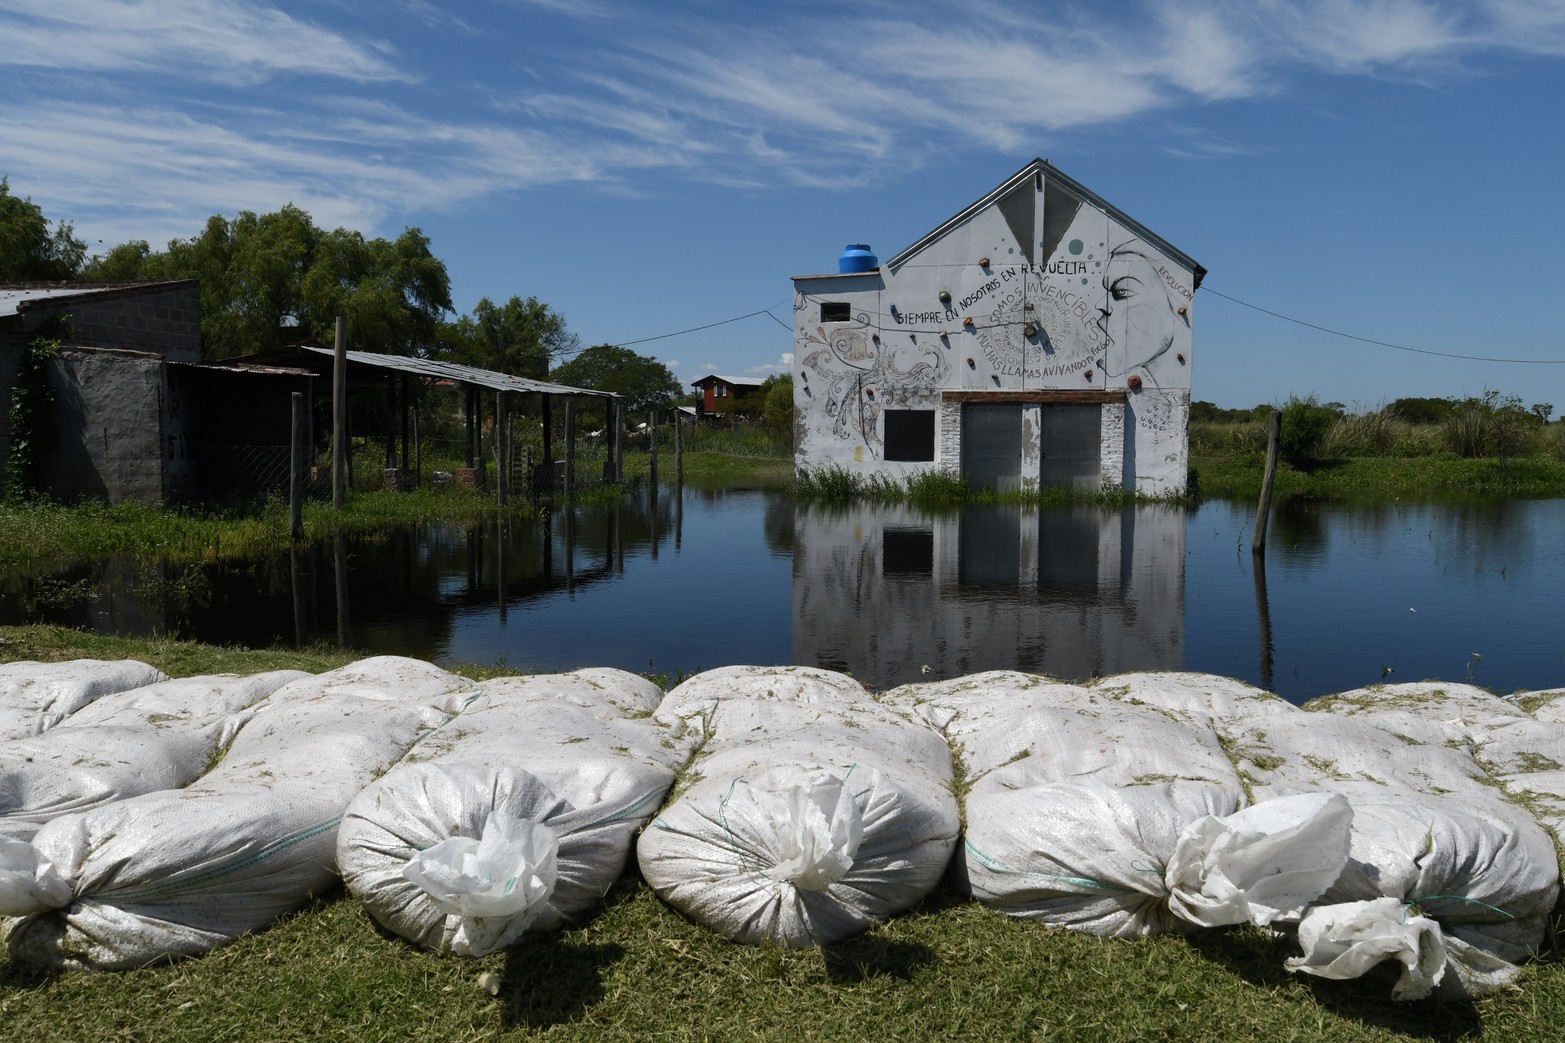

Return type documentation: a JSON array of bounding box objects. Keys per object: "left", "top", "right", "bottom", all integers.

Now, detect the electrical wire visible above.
[{"left": 1204, "top": 286, "right": 1565, "bottom": 365}]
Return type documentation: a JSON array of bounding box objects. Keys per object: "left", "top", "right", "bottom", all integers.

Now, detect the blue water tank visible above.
[{"left": 838, "top": 243, "right": 878, "bottom": 273}]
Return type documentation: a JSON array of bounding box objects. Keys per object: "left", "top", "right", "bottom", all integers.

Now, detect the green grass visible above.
[
  {"left": 10, "top": 878, "right": 1560, "bottom": 1043},
  {"left": 1190, "top": 453, "right": 1565, "bottom": 502},
  {"left": 4, "top": 627, "right": 1565, "bottom": 1041}
]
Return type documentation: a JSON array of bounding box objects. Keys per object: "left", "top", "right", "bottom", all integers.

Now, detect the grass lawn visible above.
[{"left": 3, "top": 625, "right": 1564, "bottom": 1041}]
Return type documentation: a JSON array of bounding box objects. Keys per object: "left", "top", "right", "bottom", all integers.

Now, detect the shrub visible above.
[{"left": 1277, "top": 395, "right": 1339, "bottom": 464}]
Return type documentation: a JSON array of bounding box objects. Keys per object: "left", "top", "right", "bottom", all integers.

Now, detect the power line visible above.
[
  {"left": 1205, "top": 286, "right": 1565, "bottom": 366},
  {"left": 552, "top": 298, "right": 792, "bottom": 362}
]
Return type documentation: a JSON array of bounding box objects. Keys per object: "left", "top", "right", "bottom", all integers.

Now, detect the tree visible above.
[
  {"left": 438, "top": 296, "right": 578, "bottom": 379},
  {"left": 549, "top": 345, "right": 681, "bottom": 416},
  {"left": 0, "top": 178, "right": 86, "bottom": 280},
  {"left": 82, "top": 205, "right": 452, "bottom": 360},
  {"left": 760, "top": 374, "right": 793, "bottom": 430},
  {"left": 1530, "top": 402, "right": 1554, "bottom": 425}
]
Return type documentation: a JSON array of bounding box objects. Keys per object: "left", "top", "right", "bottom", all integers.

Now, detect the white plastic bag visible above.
[
  {"left": 401, "top": 813, "right": 559, "bottom": 956},
  {"left": 1288, "top": 898, "right": 1448, "bottom": 1001},
  {"left": 338, "top": 669, "right": 692, "bottom": 954},
  {"left": 640, "top": 666, "right": 959, "bottom": 947}
]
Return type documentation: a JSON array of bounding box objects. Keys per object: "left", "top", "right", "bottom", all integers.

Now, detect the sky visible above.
[{"left": 2, "top": 0, "right": 1563, "bottom": 409}]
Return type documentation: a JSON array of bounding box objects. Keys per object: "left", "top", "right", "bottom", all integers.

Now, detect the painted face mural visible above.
[{"left": 1094, "top": 241, "right": 1190, "bottom": 384}]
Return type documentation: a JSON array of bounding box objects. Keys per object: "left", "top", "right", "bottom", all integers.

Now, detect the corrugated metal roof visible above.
[
  {"left": 691, "top": 373, "right": 765, "bottom": 387},
  {"left": 287, "top": 345, "right": 618, "bottom": 398}
]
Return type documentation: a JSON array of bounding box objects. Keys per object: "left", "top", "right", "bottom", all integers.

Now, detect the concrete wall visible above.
[
  {"left": 793, "top": 166, "right": 1195, "bottom": 496},
  {"left": 45, "top": 350, "right": 169, "bottom": 503}
]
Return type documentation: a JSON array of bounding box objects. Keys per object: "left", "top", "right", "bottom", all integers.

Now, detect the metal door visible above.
[
  {"left": 961, "top": 405, "right": 1022, "bottom": 493},
  {"left": 1039, "top": 404, "right": 1101, "bottom": 491}
]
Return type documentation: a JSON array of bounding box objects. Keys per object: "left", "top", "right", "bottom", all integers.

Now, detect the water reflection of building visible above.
[{"left": 793, "top": 503, "right": 1185, "bottom": 690}]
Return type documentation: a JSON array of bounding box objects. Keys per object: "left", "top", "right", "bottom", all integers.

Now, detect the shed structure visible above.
[
  {"left": 0, "top": 280, "right": 297, "bottom": 503},
  {"left": 792, "top": 159, "right": 1204, "bottom": 496},
  {"left": 227, "top": 344, "right": 623, "bottom": 497}
]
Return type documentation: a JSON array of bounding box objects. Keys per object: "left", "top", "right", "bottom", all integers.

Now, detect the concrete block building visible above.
[{"left": 792, "top": 159, "right": 1204, "bottom": 496}]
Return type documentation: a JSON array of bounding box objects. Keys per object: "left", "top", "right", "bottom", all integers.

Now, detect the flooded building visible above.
[{"left": 792, "top": 159, "right": 1204, "bottom": 496}]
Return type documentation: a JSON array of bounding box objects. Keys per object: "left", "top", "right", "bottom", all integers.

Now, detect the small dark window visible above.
[
  {"left": 884, "top": 409, "right": 936, "bottom": 462},
  {"left": 820, "top": 302, "right": 851, "bottom": 322}
]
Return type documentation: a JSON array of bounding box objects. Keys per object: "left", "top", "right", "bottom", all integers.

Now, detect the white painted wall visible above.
[{"left": 793, "top": 163, "right": 1196, "bottom": 496}]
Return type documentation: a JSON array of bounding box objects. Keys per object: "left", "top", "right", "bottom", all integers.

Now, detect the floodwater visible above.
[{"left": 5, "top": 485, "right": 1564, "bottom": 704}]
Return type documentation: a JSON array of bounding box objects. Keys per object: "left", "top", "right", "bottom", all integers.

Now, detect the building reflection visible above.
[{"left": 792, "top": 502, "right": 1186, "bottom": 690}]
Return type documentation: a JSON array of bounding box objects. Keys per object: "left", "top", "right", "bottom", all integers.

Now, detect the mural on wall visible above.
[
  {"left": 965, "top": 233, "right": 1191, "bottom": 390},
  {"left": 791, "top": 160, "right": 1199, "bottom": 494},
  {"left": 796, "top": 306, "right": 950, "bottom": 459}
]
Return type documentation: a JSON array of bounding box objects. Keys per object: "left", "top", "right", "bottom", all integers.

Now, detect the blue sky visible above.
[{"left": 3, "top": 0, "right": 1563, "bottom": 409}]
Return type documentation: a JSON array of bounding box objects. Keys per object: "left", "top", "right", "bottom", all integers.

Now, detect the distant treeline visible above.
[{"left": 1193, "top": 395, "right": 1553, "bottom": 427}]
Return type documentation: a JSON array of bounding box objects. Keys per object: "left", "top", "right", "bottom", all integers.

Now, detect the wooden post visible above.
[
  {"left": 465, "top": 386, "right": 477, "bottom": 467},
  {"left": 289, "top": 391, "right": 304, "bottom": 540},
  {"left": 612, "top": 400, "right": 623, "bottom": 482},
  {"left": 675, "top": 407, "right": 684, "bottom": 485},
  {"left": 399, "top": 374, "right": 411, "bottom": 484},
  {"left": 542, "top": 395, "right": 555, "bottom": 496},
  {"left": 332, "top": 315, "right": 346, "bottom": 510},
  {"left": 384, "top": 376, "right": 396, "bottom": 469},
  {"left": 649, "top": 411, "right": 659, "bottom": 488},
  {"left": 1253, "top": 410, "right": 1281, "bottom": 556},
  {"left": 496, "top": 391, "right": 509, "bottom": 507},
  {"left": 1255, "top": 548, "right": 1275, "bottom": 691},
  {"left": 564, "top": 398, "right": 576, "bottom": 498}
]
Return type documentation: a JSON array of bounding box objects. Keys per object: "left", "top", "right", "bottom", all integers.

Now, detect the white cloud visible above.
[{"left": 0, "top": 0, "right": 407, "bottom": 85}]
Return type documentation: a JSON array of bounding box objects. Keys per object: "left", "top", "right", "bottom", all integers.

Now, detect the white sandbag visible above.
[
  {"left": 1087, "top": 671, "right": 1294, "bottom": 725},
  {"left": 885, "top": 670, "right": 1245, "bottom": 804},
  {"left": 963, "top": 784, "right": 1349, "bottom": 937},
  {"left": 888, "top": 670, "right": 1275, "bottom": 933},
  {"left": 639, "top": 666, "right": 960, "bottom": 947},
  {"left": 1292, "top": 792, "right": 1559, "bottom": 999},
  {"left": 1226, "top": 709, "right": 1509, "bottom": 813},
  {"left": 1307, "top": 682, "right": 1531, "bottom": 749},
  {"left": 1453, "top": 690, "right": 1565, "bottom": 859},
  {"left": 338, "top": 669, "right": 693, "bottom": 955},
  {"left": 0, "top": 656, "right": 474, "bottom": 970},
  {"left": 0, "top": 659, "right": 168, "bottom": 741},
  {"left": 0, "top": 671, "right": 306, "bottom": 841}
]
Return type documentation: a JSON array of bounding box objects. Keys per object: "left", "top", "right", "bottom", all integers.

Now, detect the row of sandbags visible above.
[{"left": 2, "top": 657, "right": 1564, "bottom": 1002}]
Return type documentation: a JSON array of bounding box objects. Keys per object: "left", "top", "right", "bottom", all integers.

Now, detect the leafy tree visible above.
[
  {"left": 760, "top": 374, "right": 793, "bottom": 430},
  {"left": 82, "top": 205, "right": 452, "bottom": 360},
  {"left": 549, "top": 344, "right": 681, "bottom": 416},
  {"left": 1530, "top": 402, "right": 1554, "bottom": 425},
  {"left": 1388, "top": 397, "right": 1455, "bottom": 425},
  {"left": 0, "top": 178, "right": 86, "bottom": 280},
  {"left": 438, "top": 296, "right": 578, "bottom": 380}
]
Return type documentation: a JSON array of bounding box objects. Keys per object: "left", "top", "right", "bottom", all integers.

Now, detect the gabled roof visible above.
[
  {"left": 0, "top": 280, "right": 197, "bottom": 319},
  {"left": 227, "top": 344, "right": 617, "bottom": 398},
  {"left": 691, "top": 374, "right": 765, "bottom": 388},
  {"left": 885, "top": 158, "right": 1205, "bottom": 286}
]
